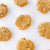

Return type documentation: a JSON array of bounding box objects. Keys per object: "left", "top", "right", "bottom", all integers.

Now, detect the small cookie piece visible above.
[
  {"left": 15, "top": 15, "right": 31, "bottom": 30},
  {"left": 14, "top": 0, "right": 28, "bottom": 7},
  {"left": 16, "top": 38, "right": 35, "bottom": 50},
  {"left": 0, "top": 27, "right": 11, "bottom": 41},
  {"left": 38, "top": 22, "right": 50, "bottom": 39},
  {"left": 0, "top": 3, "right": 8, "bottom": 18},
  {"left": 37, "top": 0, "right": 50, "bottom": 13}
]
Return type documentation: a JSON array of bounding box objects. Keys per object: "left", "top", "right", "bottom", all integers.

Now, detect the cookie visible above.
[
  {"left": 0, "top": 27, "right": 11, "bottom": 41},
  {"left": 15, "top": 15, "right": 31, "bottom": 30},
  {"left": 0, "top": 3, "right": 8, "bottom": 18},
  {"left": 38, "top": 22, "right": 50, "bottom": 39},
  {"left": 37, "top": 0, "right": 50, "bottom": 13},
  {"left": 14, "top": 0, "right": 28, "bottom": 7},
  {"left": 16, "top": 38, "right": 35, "bottom": 50}
]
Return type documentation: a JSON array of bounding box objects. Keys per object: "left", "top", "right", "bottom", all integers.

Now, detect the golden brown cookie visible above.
[
  {"left": 14, "top": 0, "right": 28, "bottom": 7},
  {"left": 16, "top": 38, "right": 35, "bottom": 50},
  {"left": 0, "top": 27, "right": 11, "bottom": 41},
  {"left": 37, "top": 0, "right": 50, "bottom": 13},
  {"left": 15, "top": 15, "right": 31, "bottom": 30},
  {"left": 0, "top": 3, "right": 8, "bottom": 18},
  {"left": 38, "top": 22, "right": 50, "bottom": 39}
]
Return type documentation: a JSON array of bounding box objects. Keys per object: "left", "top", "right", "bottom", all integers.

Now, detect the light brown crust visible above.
[
  {"left": 16, "top": 38, "right": 35, "bottom": 50},
  {"left": 37, "top": 0, "right": 50, "bottom": 13},
  {"left": 0, "top": 3, "right": 8, "bottom": 18},
  {"left": 0, "top": 27, "right": 11, "bottom": 41},
  {"left": 38, "top": 22, "right": 50, "bottom": 39},
  {"left": 14, "top": 0, "right": 28, "bottom": 7},
  {"left": 15, "top": 14, "right": 31, "bottom": 30}
]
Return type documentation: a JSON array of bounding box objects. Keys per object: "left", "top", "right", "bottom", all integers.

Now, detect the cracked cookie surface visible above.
[
  {"left": 15, "top": 15, "right": 31, "bottom": 30},
  {"left": 14, "top": 0, "right": 28, "bottom": 7},
  {"left": 0, "top": 27, "right": 11, "bottom": 41},
  {"left": 38, "top": 22, "right": 50, "bottom": 39},
  {"left": 16, "top": 38, "right": 35, "bottom": 50},
  {"left": 37, "top": 0, "right": 50, "bottom": 13},
  {"left": 0, "top": 3, "right": 8, "bottom": 18}
]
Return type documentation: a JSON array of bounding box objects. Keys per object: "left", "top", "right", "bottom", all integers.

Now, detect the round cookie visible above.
[
  {"left": 16, "top": 38, "right": 35, "bottom": 50},
  {"left": 38, "top": 22, "right": 50, "bottom": 39},
  {"left": 37, "top": 0, "right": 50, "bottom": 13},
  {"left": 14, "top": 0, "right": 28, "bottom": 7},
  {"left": 0, "top": 27, "right": 11, "bottom": 41},
  {"left": 15, "top": 15, "right": 31, "bottom": 30},
  {"left": 0, "top": 3, "right": 8, "bottom": 18}
]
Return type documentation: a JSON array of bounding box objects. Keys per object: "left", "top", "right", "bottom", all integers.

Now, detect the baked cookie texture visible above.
[
  {"left": 15, "top": 15, "right": 31, "bottom": 30},
  {"left": 37, "top": 0, "right": 50, "bottom": 13},
  {"left": 0, "top": 3, "right": 8, "bottom": 18},
  {"left": 38, "top": 22, "right": 50, "bottom": 39},
  {"left": 14, "top": 0, "right": 28, "bottom": 7},
  {"left": 16, "top": 38, "right": 35, "bottom": 50},
  {"left": 0, "top": 27, "right": 11, "bottom": 41}
]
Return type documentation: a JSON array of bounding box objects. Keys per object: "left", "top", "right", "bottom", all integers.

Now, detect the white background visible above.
[{"left": 0, "top": 0, "right": 50, "bottom": 50}]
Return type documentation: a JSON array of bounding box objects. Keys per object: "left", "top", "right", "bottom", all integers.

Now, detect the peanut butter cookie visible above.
[
  {"left": 37, "top": 0, "right": 50, "bottom": 13},
  {"left": 0, "top": 27, "right": 11, "bottom": 41},
  {"left": 14, "top": 0, "right": 28, "bottom": 7},
  {"left": 38, "top": 22, "right": 50, "bottom": 39},
  {"left": 0, "top": 3, "right": 8, "bottom": 18},
  {"left": 16, "top": 38, "right": 35, "bottom": 50},
  {"left": 15, "top": 15, "right": 31, "bottom": 30}
]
